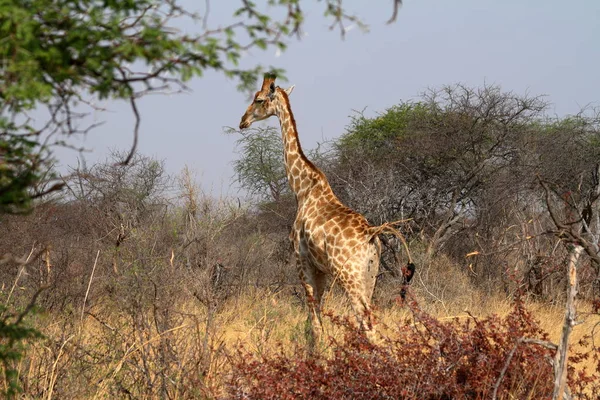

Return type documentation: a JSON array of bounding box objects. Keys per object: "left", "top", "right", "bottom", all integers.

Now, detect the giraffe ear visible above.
[
  {"left": 284, "top": 85, "right": 295, "bottom": 96},
  {"left": 268, "top": 82, "right": 276, "bottom": 100}
]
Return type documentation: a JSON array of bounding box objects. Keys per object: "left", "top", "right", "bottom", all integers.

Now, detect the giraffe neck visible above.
[{"left": 274, "top": 90, "right": 326, "bottom": 202}]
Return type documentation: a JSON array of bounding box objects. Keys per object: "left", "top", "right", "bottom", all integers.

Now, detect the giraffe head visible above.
[{"left": 239, "top": 74, "right": 294, "bottom": 130}]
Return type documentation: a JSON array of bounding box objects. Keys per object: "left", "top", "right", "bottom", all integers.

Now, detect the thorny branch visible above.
[{"left": 538, "top": 176, "right": 600, "bottom": 267}]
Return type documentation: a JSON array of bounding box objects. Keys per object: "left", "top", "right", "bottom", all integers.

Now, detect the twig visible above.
[
  {"left": 522, "top": 337, "right": 558, "bottom": 351},
  {"left": 203, "top": 0, "right": 210, "bottom": 29},
  {"left": 4, "top": 244, "right": 39, "bottom": 308},
  {"left": 13, "top": 284, "right": 50, "bottom": 325},
  {"left": 492, "top": 339, "right": 520, "bottom": 400},
  {"left": 120, "top": 95, "right": 141, "bottom": 165},
  {"left": 386, "top": 0, "right": 403, "bottom": 24},
  {"left": 46, "top": 334, "right": 75, "bottom": 400},
  {"left": 31, "top": 182, "right": 65, "bottom": 199},
  {"left": 80, "top": 250, "right": 100, "bottom": 332},
  {"left": 85, "top": 311, "right": 116, "bottom": 333},
  {"left": 538, "top": 176, "right": 600, "bottom": 266}
]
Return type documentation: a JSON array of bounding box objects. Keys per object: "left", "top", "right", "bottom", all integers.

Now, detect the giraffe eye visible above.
[{"left": 255, "top": 99, "right": 265, "bottom": 104}]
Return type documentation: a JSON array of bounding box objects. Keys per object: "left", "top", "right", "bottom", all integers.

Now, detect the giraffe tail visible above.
[
  {"left": 369, "top": 220, "right": 416, "bottom": 298},
  {"left": 368, "top": 220, "right": 413, "bottom": 265}
]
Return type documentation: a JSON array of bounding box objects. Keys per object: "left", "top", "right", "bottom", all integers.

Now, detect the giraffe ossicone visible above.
[{"left": 238, "top": 74, "right": 414, "bottom": 344}]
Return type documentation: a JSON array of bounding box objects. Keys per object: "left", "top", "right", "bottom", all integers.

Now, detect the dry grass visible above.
[
  {"left": 11, "top": 283, "right": 598, "bottom": 399},
  {"left": 1, "top": 237, "right": 596, "bottom": 399}
]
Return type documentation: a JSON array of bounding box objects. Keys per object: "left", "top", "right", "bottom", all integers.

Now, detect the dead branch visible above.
[
  {"left": 538, "top": 176, "right": 600, "bottom": 267},
  {"left": 387, "top": 0, "right": 403, "bottom": 24},
  {"left": 552, "top": 245, "right": 582, "bottom": 400},
  {"left": 491, "top": 339, "right": 520, "bottom": 400}
]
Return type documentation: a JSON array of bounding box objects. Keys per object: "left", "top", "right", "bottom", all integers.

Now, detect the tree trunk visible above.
[{"left": 552, "top": 245, "right": 582, "bottom": 400}]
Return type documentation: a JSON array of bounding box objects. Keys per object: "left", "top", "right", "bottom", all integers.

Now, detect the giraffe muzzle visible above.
[{"left": 239, "top": 118, "right": 251, "bottom": 130}]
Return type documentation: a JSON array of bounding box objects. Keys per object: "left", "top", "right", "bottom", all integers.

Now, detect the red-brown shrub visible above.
[{"left": 226, "top": 295, "right": 600, "bottom": 399}]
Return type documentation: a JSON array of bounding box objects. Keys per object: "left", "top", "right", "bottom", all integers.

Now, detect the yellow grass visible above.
[{"left": 12, "top": 286, "right": 600, "bottom": 398}]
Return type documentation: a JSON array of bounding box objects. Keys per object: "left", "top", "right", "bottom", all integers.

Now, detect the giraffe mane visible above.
[{"left": 277, "top": 88, "right": 327, "bottom": 183}]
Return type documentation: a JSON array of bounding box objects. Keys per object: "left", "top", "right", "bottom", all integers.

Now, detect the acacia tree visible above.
[
  {"left": 0, "top": 0, "right": 403, "bottom": 214},
  {"left": 537, "top": 113, "right": 600, "bottom": 294},
  {"left": 326, "top": 84, "right": 600, "bottom": 300},
  {"left": 232, "top": 126, "right": 288, "bottom": 202},
  {"left": 329, "top": 84, "right": 549, "bottom": 260}
]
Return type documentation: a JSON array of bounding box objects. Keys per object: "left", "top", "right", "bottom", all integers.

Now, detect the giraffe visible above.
[{"left": 238, "top": 74, "right": 414, "bottom": 343}]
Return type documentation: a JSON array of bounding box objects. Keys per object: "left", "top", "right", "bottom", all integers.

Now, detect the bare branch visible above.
[
  {"left": 539, "top": 176, "right": 600, "bottom": 266},
  {"left": 492, "top": 339, "right": 520, "bottom": 400},
  {"left": 553, "top": 246, "right": 582, "bottom": 400},
  {"left": 120, "top": 94, "right": 141, "bottom": 166},
  {"left": 13, "top": 284, "right": 50, "bottom": 326},
  {"left": 387, "top": 0, "right": 403, "bottom": 24}
]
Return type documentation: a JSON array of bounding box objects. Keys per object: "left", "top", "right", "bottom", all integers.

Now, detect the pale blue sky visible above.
[{"left": 56, "top": 0, "right": 600, "bottom": 196}]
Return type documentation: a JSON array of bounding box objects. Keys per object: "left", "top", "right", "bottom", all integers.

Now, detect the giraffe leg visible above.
[
  {"left": 314, "top": 269, "right": 331, "bottom": 305},
  {"left": 363, "top": 250, "right": 380, "bottom": 303},
  {"left": 339, "top": 269, "right": 377, "bottom": 342},
  {"left": 298, "top": 257, "right": 328, "bottom": 347},
  {"left": 350, "top": 293, "right": 376, "bottom": 341},
  {"left": 313, "top": 268, "right": 331, "bottom": 326},
  {"left": 360, "top": 244, "right": 381, "bottom": 341}
]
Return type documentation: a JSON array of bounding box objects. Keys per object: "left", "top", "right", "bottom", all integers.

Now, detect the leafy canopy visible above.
[{"left": 0, "top": 0, "right": 397, "bottom": 213}]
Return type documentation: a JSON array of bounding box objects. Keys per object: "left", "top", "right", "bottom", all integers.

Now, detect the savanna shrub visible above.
[{"left": 226, "top": 296, "right": 600, "bottom": 399}]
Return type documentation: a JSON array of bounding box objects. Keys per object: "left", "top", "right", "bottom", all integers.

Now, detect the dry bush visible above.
[
  {"left": 2, "top": 245, "right": 599, "bottom": 399},
  {"left": 226, "top": 296, "right": 600, "bottom": 400},
  {"left": 0, "top": 161, "right": 303, "bottom": 398},
  {"left": 17, "top": 299, "right": 228, "bottom": 398},
  {"left": 411, "top": 253, "right": 480, "bottom": 314}
]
